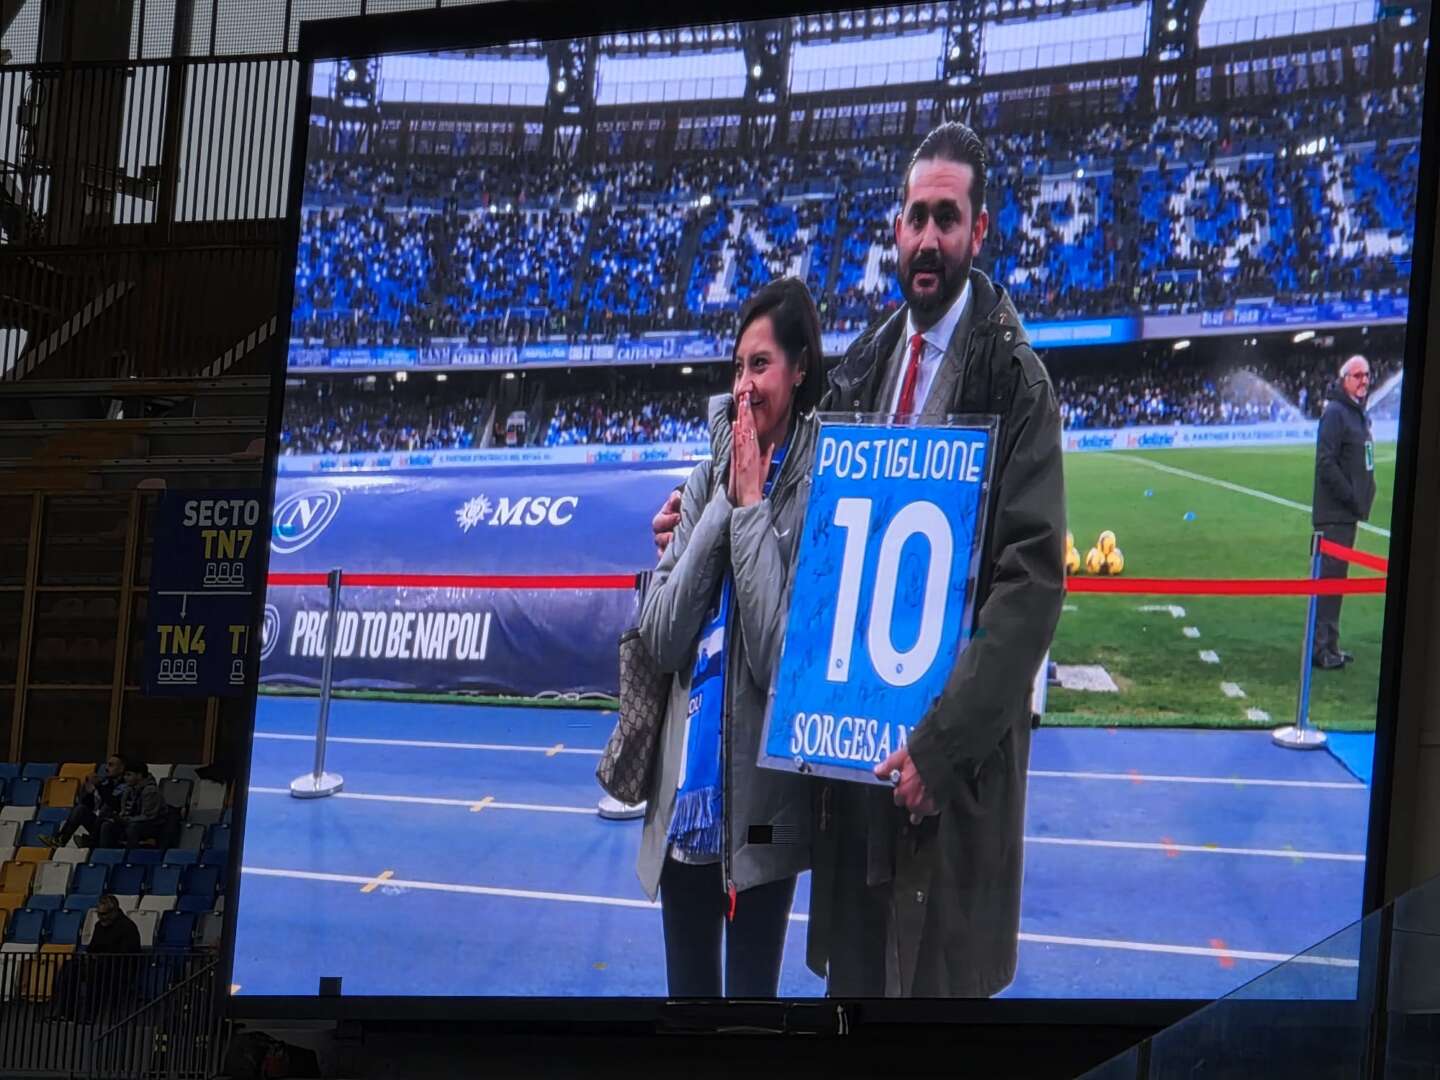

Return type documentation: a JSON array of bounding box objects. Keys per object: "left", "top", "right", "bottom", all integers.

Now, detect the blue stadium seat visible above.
[
  {"left": 157, "top": 912, "right": 197, "bottom": 950},
  {"left": 6, "top": 778, "right": 41, "bottom": 807},
  {"left": 50, "top": 910, "right": 84, "bottom": 946},
  {"left": 62, "top": 894, "right": 99, "bottom": 914},
  {"left": 149, "top": 866, "right": 182, "bottom": 896},
  {"left": 20, "top": 763, "right": 57, "bottom": 780},
  {"left": 88, "top": 849, "right": 125, "bottom": 866},
  {"left": 176, "top": 895, "right": 213, "bottom": 914},
  {"left": 36, "top": 808, "right": 67, "bottom": 827},
  {"left": 19, "top": 821, "right": 47, "bottom": 847},
  {"left": 0, "top": 764, "right": 19, "bottom": 783},
  {"left": 108, "top": 866, "right": 145, "bottom": 896},
  {"left": 221, "top": 808, "right": 233, "bottom": 826},
  {"left": 70, "top": 864, "right": 109, "bottom": 896},
  {"left": 176, "top": 824, "right": 206, "bottom": 853},
  {"left": 7, "top": 909, "right": 46, "bottom": 944},
  {"left": 198, "top": 848, "right": 228, "bottom": 869},
  {"left": 162, "top": 849, "right": 199, "bottom": 866},
  {"left": 26, "top": 895, "right": 62, "bottom": 913},
  {"left": 181, "top": 866, "right": 220, "bottom": 898},
  {"left": 126, "top": 849, "right": 164, "bottom": 867},
  {"left": 206, "top": 825, "right": 231, "bottom": 852}
]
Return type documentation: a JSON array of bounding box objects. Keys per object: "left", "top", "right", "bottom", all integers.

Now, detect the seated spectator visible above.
[
  {"left": 48, "top": 894, "right": 143, "bottom": 1024},
  {"left": 99, "top": 758, "right": 166, "bottom": 849},
  {"left": 42, "top": 754, "right": 124, "bottom": 850}
]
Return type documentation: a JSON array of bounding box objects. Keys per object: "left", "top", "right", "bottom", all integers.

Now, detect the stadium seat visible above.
[
  {"left": 125, "top": 849, "right": 164, "bottom": 867},
  {"left": 62, "top": 894, "right": 99, "bottom": 914},
  {"left": 32, "top": 863, "right": 71, "bottom": 896},
  {"left": 198, "top": 848, "right": 228, "bottom": 869},
  {"left": 7, "top": 909, "right": 46, "bottom": 944},
  {"left": 137, "top": 893, "right": 177, "bottom": 915},
  {"left": 188, "top": 780, "right": 226, "bottom": 823},
  {"left": 27, "top": 944, "right": 75, "bottom": 999},
  {"left": 108, "top": 866, "right": 145, "bottom": 897},
  {"left": 0, "top": 862, "right": 35, "bottom": 895},
  {"left": 160, "top": 777, "right": 193, "bottom": 813},
  {"left": 25, "top": 895, "right": 62, "bottom": 913},
  {"left": 197, "top": 913, "right": 223, "bottom": 949},
  {"left": 51, "top": 846, "right": 88, "bottom": 866},
  {"left": 6, "top": 778, "right": 41, "bottom": 807},
  {"left": 149, "top": 865, "right": 182, "bottom": 896},
  {"left": 0, "top": 893, "right": 28, "bottom": 920},
  {"left": 131, "top": 909, "right": 160, "bottom": 949},
  {"left": 181, "top": 866, "right": 220, "bottom": 899},
  {"left": 1, "top": 941, "right": 38, "bottom": 958},
  {"left": 0, "top": 848, "right": 12, "bottom": 867},
  {"left": 14, "top": 847, "right": 50, "bottom": 865},
  {"left": 19, "top": 822, "right": 49, "bottom": 847},
  {"left": 88, "top": 849, "right": 125, "bottom": 866},
  {"left": 176, "top": 894, "right": 213, "bottom": 914},
  {"left": 0, "top": 805, "right": 35, "bottom": 826},
  {"left": 207, "top": 825, "right": 231, "bottom": 852},
  {"left": 149, "top": 764, "right": 174, "bottom": 781},
  {"left": 162, "top": 849, "right": 198, "bottom": 866},
  {"left": 69, "top": 864, "right": 108, "bottom": 897},
  {"left": 20, "top": 764, "right": 57, "bottom": 781},
  {"left": 170, "top": 765, "right": 201, "bottom": 783},
  {"left": 58, "top": 763, "right": 97, "bottom": 782},
  {"left": 36, "top": 807, "right": 67, "bottom": 828},
  {"left": 176, "top": 824, "right": 206, "bottom": 853},
  {"left": 113, "top": 894, "right": 141, "bottom": 913},
  {"left": 157, "top": 912, "right": 196, "bottom": 950},
  {"left": 79, "top": 908, "right": 97, "bottom": 947},
  {"left": 0, "top": 764, "right": 18, "bottom": 783},
  {"left": 42, "top": 777, "right": 79, "bottom": 808},
  {"left": 0, "top": 822, "right": 18, "bottom": 851}
]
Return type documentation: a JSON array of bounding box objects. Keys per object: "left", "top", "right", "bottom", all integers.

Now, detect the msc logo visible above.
[
  {"left": 272, "top": 489, "right": 342, "bottom": 554},
  {"left": 260, "top": 604, "right": 281, "bottom": 661},
  {"left": 456, "top": 494, "right": 579, "bottom": 532}
]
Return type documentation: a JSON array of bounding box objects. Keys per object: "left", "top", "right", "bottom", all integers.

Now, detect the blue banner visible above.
[
  {"left": 261, "top": 464, "right": 689, "bottom": 697},
  {"left": 145, "top": 491, "right": 265, "bottom": 697},
  {"left": 759, "top": 421, "right": 994, "bottom": 784}
]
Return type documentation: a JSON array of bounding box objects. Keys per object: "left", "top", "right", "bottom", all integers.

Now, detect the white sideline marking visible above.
[
  {"left": 1199, "top": 650, "right": 1220, "bottom": 664},
  {"left": 1024, "top": 836, "right": 1364, "bottom": 862},
  {"left": 1027, "top": 769, "right": 1361, "bottom": 790},
  {"left": 255, "top": 732, "right": 603, "bottom": 756},
  {"left": 1111, "top": 454, "right": 1391, "bottom": 539},
  {"left": 1062, "top": 604, "right": 1079, "bottom": 612},
  {"left": 1246, "top": 708, "right": 1273, "bottom": 723},
  {"left": 1182, "top": 626, "right": 1201, "bottom": 638},
  {"left": 239, "top": 866, "right": 1358, "bottom": 969},
  {"left": 1138, "top": 604, "right": 1186, "bottom": 618},
  {"left": 1053, "top": 665, "right": 1120, "bottom": 692},
  {"left": 248, "top": 787, "right": 1362, "bottom": 858},
  {"left": 1221, "top": 682, "right": 1246, "bottom": 699}
]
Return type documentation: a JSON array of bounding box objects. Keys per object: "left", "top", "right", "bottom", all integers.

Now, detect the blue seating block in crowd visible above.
[
  {"left": 176, "top": 894, "right": 214, "bottom": 914},
  {"left": 70, "top": 864, "right": 109, "bottom": 896},
  {"left": 62, "top": 894, "right": 99, "bottom": 914},
  {"left": 157, "top": 912, "right": 197, "bottom": 950},
  {"left": 0, "top": 764, "right": 19, "bottom": 783},
  {"left": 36, "top": 808, "right": 67, "bottom": 826},
  {"left": 109, "top": 866, "right": 145, "bottom": 896},
  {"left": 149, "top": 866, "right": 183, "bottom": 896},
  {"left": 20, "top": 763, "right": 57, "bottom": 780},
  {"left": 126, "top": 849, "right": 164, "bottom": 867},
  {"left": 19, "top": 821, "right": 47, "bottom": 846},
  {"left": 198, "top": 848, "right": 228, "bottom": 869},
  {"left": 162, "top": 849, "right": 199, "bottom": 866},
  {"left": 6, "top": 778, "right": 41, "bottom": 806},
  {"left": 207, "top": 825, "right": 231, "bottom": 851},
  {"left": 26, "top": 895, "right": 62, "bottom": 913},
  {"left": 50, "top": 910, "right": 84, "bottom": 946},
  {"left": 88, "top": 849, "right": 125, "bottom": 866},
  {"left": 182, "top": 866, "right": 221, "bottom": 898},
  {"left": 8, "top": 909, "right": 46, "bottom": 944}
]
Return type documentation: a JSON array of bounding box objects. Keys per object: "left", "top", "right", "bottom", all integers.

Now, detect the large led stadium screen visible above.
[{"left": 234, "top": 0, "right": 1430, "bottom": 1003}]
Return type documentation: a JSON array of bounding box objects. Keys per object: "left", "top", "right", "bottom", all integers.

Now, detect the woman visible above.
[{"left": 637, "top": 277, "right": 825, "bottom": 998}]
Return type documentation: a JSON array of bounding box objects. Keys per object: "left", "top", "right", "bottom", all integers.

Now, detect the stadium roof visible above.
[
  {"left": 983, "top": 4, "right": 1148, "bottom": 74},
  {"left": 1199, "top": 0, "right": 1376, "bottom": 48}
]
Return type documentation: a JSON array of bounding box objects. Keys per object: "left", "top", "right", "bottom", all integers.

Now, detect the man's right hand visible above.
[{"left": 652, "top": 489, "right": 682, "bottom": 557}]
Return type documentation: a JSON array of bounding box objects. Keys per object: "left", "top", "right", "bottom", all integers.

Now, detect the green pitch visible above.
[{"left": 1049, "top": 443, "right": 1396, "bottom": 732}]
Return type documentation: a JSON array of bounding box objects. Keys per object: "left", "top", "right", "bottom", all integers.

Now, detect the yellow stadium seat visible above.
[
  {"left": 42, "top": 777, "right": 79, "bottom": 808},
  {"left": 22, "top": 944, "right": 75, "bottom": 1001},
  {"left": 13, "top": 848, "right": 50, "bottom": 866},
  {"left": 58, "top": 763, "right": 95, "bottom": 782},
  {"left": 0, "top": 891, "right": 27, "bottom": 921},
  {"left": 0, "top": 862, "right": 35, "bottom": 895}
]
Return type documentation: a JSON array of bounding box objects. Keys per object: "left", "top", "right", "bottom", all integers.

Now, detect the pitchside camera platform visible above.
[{"left": 233, "top": 0, "right": 1427, "bottom": 1009}]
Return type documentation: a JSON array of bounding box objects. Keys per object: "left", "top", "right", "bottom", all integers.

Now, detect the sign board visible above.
[
  {"left": 143, "top": 491, "right": 265, "bottom": 696},
  {"left": 759, "top": 417, "right": 995, "bottom": 785}
]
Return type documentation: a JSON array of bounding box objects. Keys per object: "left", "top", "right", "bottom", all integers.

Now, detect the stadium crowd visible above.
[
  {"left": 543, "top": 390, "right": 708, "bottom": 447},
  {"left": 293, "top": 86, "right": 1424, "bottom": 349},
  {"left": 279, "top": 380, "right": 486, "bottom": 455}
]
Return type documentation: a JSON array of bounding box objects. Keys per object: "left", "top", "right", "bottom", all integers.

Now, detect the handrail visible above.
[{"left": 94, "top": 953, "right": 221, "bottom": 1044}]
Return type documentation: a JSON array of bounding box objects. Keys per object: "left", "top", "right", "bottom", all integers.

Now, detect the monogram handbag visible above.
[{"left": 596, "top": 572, "right": 669, "bottom": 805}]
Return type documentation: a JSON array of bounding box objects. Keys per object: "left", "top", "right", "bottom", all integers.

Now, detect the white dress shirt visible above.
[{"left": 888, "top": 279, "right": 973, "bottom": 415}]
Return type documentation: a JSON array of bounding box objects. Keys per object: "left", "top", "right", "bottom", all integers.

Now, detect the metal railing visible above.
[{"left": 0, "top": 950, "right": 226, "bottom": 1079}]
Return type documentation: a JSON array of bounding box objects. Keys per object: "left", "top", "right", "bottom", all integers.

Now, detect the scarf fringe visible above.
[{"left": 668, "top": 784, "right": 723, "bottom": 857}]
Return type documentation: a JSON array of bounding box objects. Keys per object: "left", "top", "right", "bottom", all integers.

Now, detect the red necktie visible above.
[{"left": 897, "top": 332, "right": 925, "bottom": 416}]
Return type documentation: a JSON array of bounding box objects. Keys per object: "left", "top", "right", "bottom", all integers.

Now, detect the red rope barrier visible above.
[
  {"left": 267, "top": 572, "right": 636, "bottom": 590},
  {"left": 1066, "top": 576, "right": 1386, "bottom": 596},
  {"left": 1317, "top": 538, "right": 1389, "bottom": 574}
]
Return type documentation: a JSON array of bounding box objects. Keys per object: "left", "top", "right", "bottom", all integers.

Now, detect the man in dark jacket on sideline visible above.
[
  {"left": 1311, "top": 354, "right": 1377, "bottom": 669},
  {"left": 651, "top": 122, "right": 1065, "bottom": 997}
]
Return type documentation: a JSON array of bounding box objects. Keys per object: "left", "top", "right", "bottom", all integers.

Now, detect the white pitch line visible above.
[
  {"left": 1027, "top": 769, "right": 1362, "bottom": 790},
  {"left": 1111, "top": 453, "right": 1391, "bottom": 538},
  {"left": 1025, "top": 835, "right": 1364, "bottom": 862},
  {"left": 1199, "top": 650, "right": 1220, "bottom": 664},
  {"left": 240, "top": 866, "right": 1358, "bottom": 968},
  {"left": 1246, "top": 708, "right": 1273, "bottom": 723},
  {"left": 1221, "top": 682, "right": 1246, "bottom": 699},
  {"left": 1182, "top": 626, "right": 1201, "bottom": 639},
  {"left": 255, "top": 732, "right": 603, "bottom": 756},
  {"left": 248, "top": 787, "right": 1362, "bottom": 857}
]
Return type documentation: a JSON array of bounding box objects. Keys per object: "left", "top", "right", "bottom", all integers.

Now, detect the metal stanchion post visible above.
[
  {"left": 291, "top": 568, "right": 346, "bottom": 796},
  {"left": 1273, "top": 531, "right": 1329, "bottom": 750}
]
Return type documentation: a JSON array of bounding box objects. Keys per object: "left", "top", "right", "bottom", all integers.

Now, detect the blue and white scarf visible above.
[{"left": 668, "top": 438, "right": 789, "bottom": 858}]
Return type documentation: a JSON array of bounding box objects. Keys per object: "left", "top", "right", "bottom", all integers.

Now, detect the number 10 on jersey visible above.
[{"left": 760, "top": 418, "right": 996, "bottom": 785}]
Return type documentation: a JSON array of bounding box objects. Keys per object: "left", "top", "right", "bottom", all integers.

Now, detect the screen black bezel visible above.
[{"left": 229, "top": 0, "right": 1440, "bottom": 1029}]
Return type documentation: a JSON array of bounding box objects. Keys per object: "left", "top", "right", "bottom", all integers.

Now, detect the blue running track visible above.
[{"left": 231, "top": 698, "right": 1371, "bottom": 1000}]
